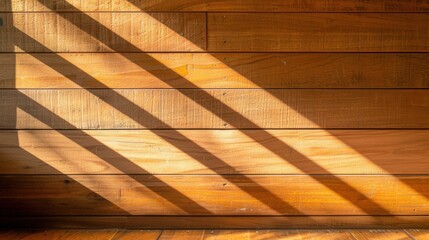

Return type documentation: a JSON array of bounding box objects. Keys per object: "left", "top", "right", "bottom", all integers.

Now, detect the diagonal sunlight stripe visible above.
[{"left": 13, "top": 29, "right": 306, "bottom": 216}]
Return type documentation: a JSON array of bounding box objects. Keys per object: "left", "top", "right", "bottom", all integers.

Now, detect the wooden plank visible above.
[
  {"left": 298, "top": 230, "right": 356, "bottom": 240},
  {"left": 3, "top": 53, "right": 429, "bottom": 89},
  {"left": 159, "top": 230, "right": 357, "bottom": 239},
  {"left": 351, "top": 230, "right": 412, "bottom": 240},
  {"left": 0, "top": 230, "right": 38, "bottom": 239},
  {"left": 3, "top": 0, "right": 429, "bottom": 12},
  {"left": 111, "top": 230, "right": 162, "bottom": 240},
  {"left": 0, "top": 229, "right": 415, "bottom": 239},
  {"left": 2, "top": 217, "right": 429, "bottom": 229},
  {"left": 0, "top": 175, "right": 428, "bottom": 216},
  {"left": 0, "top": 229, "right": 422, "bottom": 239},
  {"left": 406, "top": 229, "right": 429, "bottom": 239},
  {"left": 208, "top": 13, "right": 429, "bottom": 52},
  {"left": 6, "top": 230, "right": 118, "bottom": 240},
  {"left": 2, "top": 130, "right": 429, "bottom": 175},
  {"left": 0, "top": 13, "right": 206, "bottom": 52},
  {"left": 1, "top": 89, "right": 429, "bottom": 129},
  {"left": 158, "top": 230, "right": 206, "bottom": 240}
]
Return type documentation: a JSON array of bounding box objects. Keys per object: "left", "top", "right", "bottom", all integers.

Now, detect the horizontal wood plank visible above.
[
  {"left": 112, "top": 230, "right": 162, "bottom": 240},
  {"left": 406, "top": 229, "right": 429, "bottom": 239},
  {"left": 0, "top": 230, "right": 119, "bottom": 240},
  {"left": 3, "top": 0, "right": 429, "bottom": 12},
  {"left": 2, "top": 216, "right": 429, "bottom": 229},
  {"left": 0, "top": 13, "right": 206, "bottom": 52},
  {"left": 0, "top": 230, "right": 161, "bottom": 240},
  {"left": 208, "top": 13, "right": 429, "bottom": 52},
  {"left": 160, "top": 230, "right": 413, "bottom": 240},
  {"left": 159, "top": 230, "right": 356, "bottom": 240},
  {"left": 1, "top": 89, "right": 429, "bottom": 129},
  {"left": 0, "top": 175, "right": 428, "bottom": 216},
  {"left": 2, "top": 53, "right": 429, "bottom": 89},
  {"left": 1, "top": 229, "right": 414, "bottom": 239},
  {"left": 2, "top": 130, "right": 429, "bottom": 174},
  {"left": 0, "top": 229, "right": 416, "bottom": 240},
  {"left": 350, "top": 230, "right": 413, "bottom": 240}
]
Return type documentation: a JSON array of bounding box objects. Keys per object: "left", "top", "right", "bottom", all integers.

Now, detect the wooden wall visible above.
[{"left": 1, "top": 0, "right": 429, "bottom": 229}]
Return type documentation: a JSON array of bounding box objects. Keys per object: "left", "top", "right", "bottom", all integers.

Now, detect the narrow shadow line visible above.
[
  {"left": 29, "top": 1, "right": 395, "bottom": 215},
  {"left": 13, "top": 28, "right": 304, "bottom": 216}
]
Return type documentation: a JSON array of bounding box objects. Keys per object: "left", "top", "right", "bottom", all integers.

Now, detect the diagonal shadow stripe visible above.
[
  {"left": 0, "top": 148, "right": 131, "bottom": 216},
  {"left": 28, "top": 1, "right": 398, "bottom": 216},
  {"left": 13, "top": 28, "right": 304, "bottom": 216}
]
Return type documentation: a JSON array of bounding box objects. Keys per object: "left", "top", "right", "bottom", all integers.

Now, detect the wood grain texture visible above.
[
  {"left": 2, "top": 230, "right": 119, "bottom": 240},
  {"left": 3, "top": 0, "right": 429, "bottom": 12},
  {"left": 110, "top": 230, "right": 162, "bottom": 240},
  {"left": 295, "top": 230, "right": 360, "bottom": 240},
  {"left": 2, "top": 130, "right": 429, "bottom": 175},
  {"left": 2, "top": 216, "right": 429, "bottom": 229},
  {"left": 1, "top": 175, "right": 428, "bottom": 216},
  {"left": 0, "top": 229, "right": 418, "bottom": 240},
  {"left": 0, "top": 230, "right": 35, "bottom": 239},
  {"left": 0, "top": 230, "right": 161, "bottom": 240},
  {"left": 0, "top": 13, "right": 206, "bottom": 52},
  {"left": 1, "top": 89, "right": 429, "bottom": 129},
  {"left": 159, "top": 230, "right": 357, "bottom": 240},
  {"left": 208, "top": 13, "right": 429, "bottom": 52},
  {"left": 351, "top": 230, "right": 412, "bottom": 240},
  {"left": 2, "top": 53, "right": 429, "bottom": 89},
  {"left": 406, "top": 229, "right": 429, "bottom": 239}
]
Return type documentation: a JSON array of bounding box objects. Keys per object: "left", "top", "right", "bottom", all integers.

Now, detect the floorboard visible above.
[{"left": 0, "top": 229, "right": 421, "bottom": 240}]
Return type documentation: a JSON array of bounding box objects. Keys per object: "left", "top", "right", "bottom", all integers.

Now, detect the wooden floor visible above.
[{"left": 1, "top": 229, "right": 428, "bottom": 240}]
